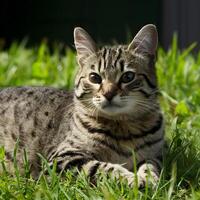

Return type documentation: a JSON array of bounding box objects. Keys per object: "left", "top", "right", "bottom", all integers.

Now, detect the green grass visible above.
[{"left": 0, "top": 37, "right": 200, "bottom": 199}]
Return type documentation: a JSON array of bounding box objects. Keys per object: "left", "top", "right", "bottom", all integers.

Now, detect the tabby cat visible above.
[{"left": 0, "top": 24, "right": 164, "bottom": 188}]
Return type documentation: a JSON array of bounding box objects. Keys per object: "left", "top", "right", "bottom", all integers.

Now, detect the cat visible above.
[{"left": 0, "top": 24, "right": 164, "bottom": 188}]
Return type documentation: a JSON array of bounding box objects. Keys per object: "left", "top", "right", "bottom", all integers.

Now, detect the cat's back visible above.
[
  {"left": 0, "top": 86, "right": 73, "bottom": 105},
  {"left": 0, "top": 87, "right": 74, "bottom": 177},
  {"left": 0, "top": 86, "right": 73, "bottom": 113},
  {"left": 0, "top": 86, "right": 73, "bottom": 149}
]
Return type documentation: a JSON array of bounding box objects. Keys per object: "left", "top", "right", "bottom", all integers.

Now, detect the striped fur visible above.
[{"left": 0, "top": 24, "right": 164, "bottom": 188}]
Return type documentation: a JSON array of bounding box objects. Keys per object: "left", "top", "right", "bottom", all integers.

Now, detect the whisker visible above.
[{"left": 135, "top": 102, "right": 158, "bottom": 112}]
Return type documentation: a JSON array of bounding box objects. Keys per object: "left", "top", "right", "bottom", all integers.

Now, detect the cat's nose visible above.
[
  {"left": 102, "top": 83, "right": 118, "bottom": 102},
  {"left": 103, "top": 91, "right": 115, "bottom": 102}
]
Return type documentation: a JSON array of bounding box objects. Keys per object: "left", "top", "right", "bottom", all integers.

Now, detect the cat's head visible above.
[{"left": 73, "top": 24, "right": 158, "bottom": 119}]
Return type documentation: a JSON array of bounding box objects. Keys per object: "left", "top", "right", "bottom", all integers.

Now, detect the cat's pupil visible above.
[
  {"left": 89, "top": 72, "right": 102, "bottom": 84},
  {"left": 120, "top": 71, "right": 135, "bottom": 83}
]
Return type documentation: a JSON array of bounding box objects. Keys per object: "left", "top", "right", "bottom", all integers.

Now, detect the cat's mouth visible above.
[
  {"left": 93, "top": 98, "right": 127, "bottom": 116},
  {"left": 99, "top": 102, "right": 126, "bottom": 115},
  {"left": 102, "top": 102, "right": 121, "bottom": 109}
]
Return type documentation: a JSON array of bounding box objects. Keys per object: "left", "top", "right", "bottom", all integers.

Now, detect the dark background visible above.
[{"left": 1, "top": 0, "right": 200, "bottom": 50}]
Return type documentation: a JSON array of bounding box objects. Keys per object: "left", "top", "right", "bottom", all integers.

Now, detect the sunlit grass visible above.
[
  {"left": 0, "top": 37, "right": 200, "bottom": 199},
  {"left": 0, "top": 40, "right": 77, "bottom": 88}
]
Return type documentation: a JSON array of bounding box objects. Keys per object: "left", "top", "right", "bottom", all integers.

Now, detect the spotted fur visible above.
[{"left": 0, "top": 24, "right": 164, "bottom": 188}]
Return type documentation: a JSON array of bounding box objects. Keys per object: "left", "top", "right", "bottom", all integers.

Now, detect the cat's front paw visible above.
[
  {"left": 137, "top": 164, "right": 159, "bottom": 189},
  {"left": 123, "top": 172, "right": 137, "bottom": 187},
  {"left": 122, "top": 170, "right": 157, "bottom": 188}
]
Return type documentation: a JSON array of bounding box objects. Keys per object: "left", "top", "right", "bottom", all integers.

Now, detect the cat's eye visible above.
[
  {"left": 89, "top": 72, "right": 102, "bottom": 84},
  {"left": 120, "top": 71, "right": 135, "bottom": 83}
]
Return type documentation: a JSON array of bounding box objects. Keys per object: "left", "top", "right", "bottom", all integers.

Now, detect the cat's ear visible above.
[
  {"left": 74, "top": 27, "right": 97, "bottom": 65},
  {"left": 128, "top": 24, "right": 158, "bottom": 55}
]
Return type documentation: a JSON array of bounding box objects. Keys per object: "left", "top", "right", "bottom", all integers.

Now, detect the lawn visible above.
[{"left": 0, "top": 37, "right": 200, "bottom": 199}]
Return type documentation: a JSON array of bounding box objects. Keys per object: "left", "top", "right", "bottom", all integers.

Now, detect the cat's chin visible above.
[{"left": 97, "top": 105, "right": 130, "bottom": 118}]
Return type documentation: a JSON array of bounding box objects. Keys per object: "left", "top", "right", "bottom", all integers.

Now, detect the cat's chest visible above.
[
  {"left": 91, "top": 139, "right": 134, "bottom": 171},
  {"left": 90, "top": 129, "right": 136, "bottom": 171},
  {"left": 78, "top": 118, "right": 142, "bottom": 170},
  {"left": 107, "top": 119, "right": 141, "bottom": 136},
  {"left": 101, "top": 122, "right": 140, "bottom": 169}
]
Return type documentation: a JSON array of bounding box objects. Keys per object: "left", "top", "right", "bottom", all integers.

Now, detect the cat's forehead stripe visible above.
[
  {"left": 119, "top": 60, "right": 124, "bottom": 72},
  {"left": 113, "top": 47, "right": 122, "bottom": 67},
  {"left": 98, "top": 59, "right": 101, "bottom": 72},
  {"left": 105, "top": 48, "right": 111, "bottom": 69},
  {"left": 99, "top": 46, "right": 124, "bottom": 72}
]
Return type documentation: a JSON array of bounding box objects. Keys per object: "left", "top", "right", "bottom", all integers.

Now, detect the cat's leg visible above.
[
  {"left": 48, "top": 153, "right": 137, "bottom": 186},
  {"left": 83, "top": 160, "right": 136, "bottom": 186},
  {"left": 136, "top": 157, "right": 162, "bottom": 188}
]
